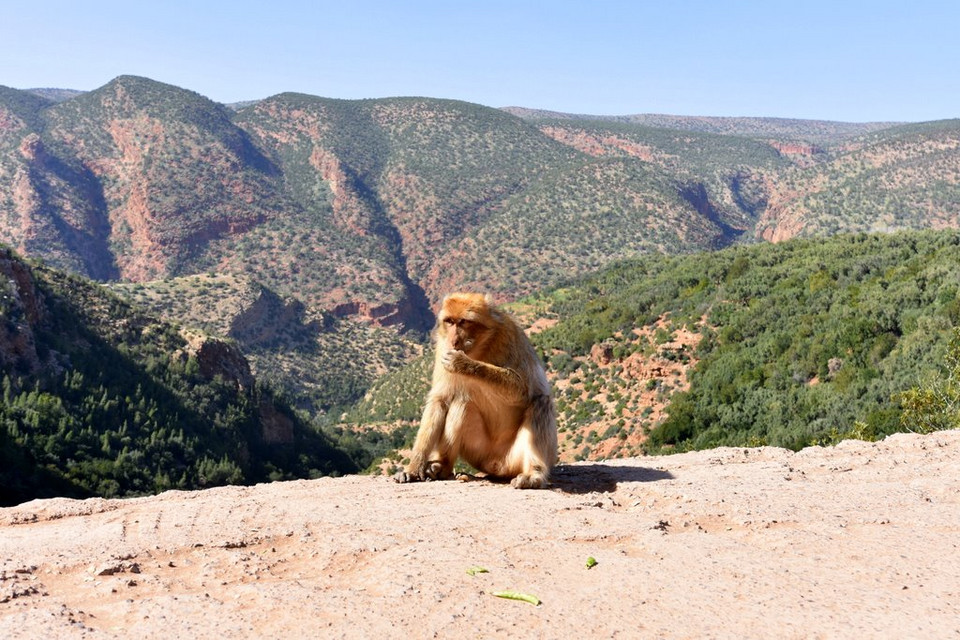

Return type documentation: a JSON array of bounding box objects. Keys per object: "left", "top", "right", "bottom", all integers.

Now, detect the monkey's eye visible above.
[{"left": 442, "top": 317, "right": 456, "bottom": 326}]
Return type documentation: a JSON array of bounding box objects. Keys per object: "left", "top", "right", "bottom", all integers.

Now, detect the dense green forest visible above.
[
  {"left": 0, "top": 248, "right": 357, "bottom": 506},
  {"left": 534, "top": 229, "right": 960, "bottom": 451}
]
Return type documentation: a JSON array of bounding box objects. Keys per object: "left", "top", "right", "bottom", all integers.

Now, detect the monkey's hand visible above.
[
  {"left": 441, "top": 349, "right": 474, "bottom": 375},
  {"left": 394, "top": 452, "right": 428, "bottom": 483},
  {"left": 394, "top": 457, "right": 449, "bottom": 483},
  {"left": 441, "top": 350, "right": 526, "bottom": 400},
  {"left": 393, "top": 469, "right": 421, "bottom": 484}
]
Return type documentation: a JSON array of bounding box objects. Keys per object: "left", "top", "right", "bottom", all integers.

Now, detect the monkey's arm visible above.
[
  {"left": 441, "top": 350, "right": 528, "bottom": 401},
  {"left": 401, "top": 394, "right": 448, "bottom": 481}
]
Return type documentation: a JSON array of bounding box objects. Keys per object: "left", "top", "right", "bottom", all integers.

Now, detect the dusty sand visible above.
[{"left": 2, "top": 430, "right": 959, "bottom": 639}]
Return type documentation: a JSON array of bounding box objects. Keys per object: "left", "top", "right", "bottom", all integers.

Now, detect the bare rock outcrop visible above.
[
  {"left": 178, "top": 331, "right": 254, "bottom": 391},
  {"left": 0, "top": 251, "right": 44, "bottom": 374},
  {"left": 194, "top": 338, "right": 255, "bottom": 390},
  {"left": 258, "top": 398, "right": 295, "bottom": 444}
]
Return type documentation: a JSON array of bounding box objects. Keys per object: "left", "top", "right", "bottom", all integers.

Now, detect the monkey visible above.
[{"left": 394, "top": 293, "right": 558, "bottom": 489}]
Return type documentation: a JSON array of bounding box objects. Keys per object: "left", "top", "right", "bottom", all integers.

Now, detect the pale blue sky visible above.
[{"left": 2, "top": 0, "right": 956, "bottom": 122}]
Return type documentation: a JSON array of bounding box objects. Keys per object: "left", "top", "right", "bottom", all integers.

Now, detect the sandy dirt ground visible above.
[{"left": 2, "top": 430, "right": 959, "bottom": 639}]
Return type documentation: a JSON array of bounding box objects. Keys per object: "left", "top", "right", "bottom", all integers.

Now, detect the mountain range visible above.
[
  {"left": 6, "top": 77, "right": 957, "bottom": 312},
  {"left": 2, "top": 74, "right": 959, "bottom": 442}
]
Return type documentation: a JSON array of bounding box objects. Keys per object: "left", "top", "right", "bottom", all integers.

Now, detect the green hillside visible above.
[
  {"left": 523, "top": 118, "right": 795, "bottom": 242},
  {"left": 503, "top": 107, "right": 902, "bottom": 144},
  {"left": 756, "top": 120, "right": 960, "bottom": 240},
  {"left": 230, "top": 93, "right": 589, "bottom": 306},
  {"left": 523, "top": 117, "right": 960, "bottom": 254},
  {"left": 112, "top": 274, "right": 422, "bottom": 411},
  {"left": 0, "top": 247, "right": 356, "bottom": 506},
  {"left": 536, "top": 229, "right": 960, "bottom": 451},
  {"left": 0, "top": 85, "right": 51, "bottom": 131}
]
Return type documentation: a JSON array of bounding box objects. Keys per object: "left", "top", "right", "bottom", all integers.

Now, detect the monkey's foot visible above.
[
  {"left": 455, "top": 472, "right": 480, "bottom": 482},
  {"left": 510, "top": 472, "right": 549, "bottom": 489}
]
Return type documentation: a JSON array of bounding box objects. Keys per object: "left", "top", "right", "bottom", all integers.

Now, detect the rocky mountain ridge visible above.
[{"left": 5, "top": 76, "right": 957, "bottom": 333}]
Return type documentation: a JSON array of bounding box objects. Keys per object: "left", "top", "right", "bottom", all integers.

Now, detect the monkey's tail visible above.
[{"left": 529, "top": 394, "right": 558, "bottom": 471}]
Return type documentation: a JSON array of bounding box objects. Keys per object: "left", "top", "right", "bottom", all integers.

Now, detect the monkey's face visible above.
[
  {"left": 437, "top": 293, "right": 497, "bottom": 356},
  {"left": 441, "top": 315, "right": 486, "bottom": 354}
]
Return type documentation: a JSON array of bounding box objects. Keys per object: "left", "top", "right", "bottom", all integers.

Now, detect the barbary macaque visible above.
[{"left": 394, "top": 293, "right": 558, "bottom": 489}]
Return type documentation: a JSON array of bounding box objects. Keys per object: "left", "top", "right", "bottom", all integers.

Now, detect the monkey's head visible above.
[{"left": 436, "top": 293, "right": 502, "bottom": 356}]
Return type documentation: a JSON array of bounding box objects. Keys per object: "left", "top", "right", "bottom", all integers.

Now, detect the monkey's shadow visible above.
[{"left": 549, "top": 464, "right": 674, "bottom": 494}]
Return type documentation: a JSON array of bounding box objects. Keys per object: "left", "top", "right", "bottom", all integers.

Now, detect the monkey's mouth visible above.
[{"left": 462, "top": 339, "right": 475, "bottom": 351}]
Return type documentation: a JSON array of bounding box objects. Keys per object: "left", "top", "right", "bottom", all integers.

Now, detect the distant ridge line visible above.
[
  {"left": 13, "top": 81, "right": 904, "bottom": 132},
  {"left": 500, "top": 106, "right": 903, "bottom": 142}
]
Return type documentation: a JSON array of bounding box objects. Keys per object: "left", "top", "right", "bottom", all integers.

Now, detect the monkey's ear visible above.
[
  {"left": 484, "top": 294, "right": 502, "bottom": 317},
  {"left": 485, "top": 296, "right": 505, "bottom": 324}
]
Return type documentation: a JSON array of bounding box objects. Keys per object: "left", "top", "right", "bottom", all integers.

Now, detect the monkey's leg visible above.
[
  {"left": 508, "top": 395, "right": 557, "bottom": 489},
  {"left": 395, "top": 394, "right": 449, "bottom": 483},
  {"left": 508, "top": 435, "right": 550, "bottom": 489},
  {"left": 423, "top": 399, "right": 470, "bottom": 481}
]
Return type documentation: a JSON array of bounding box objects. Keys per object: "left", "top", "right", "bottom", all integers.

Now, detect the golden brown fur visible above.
[{"left": 394, "top": 293, "right": 558, "bottom": 489}]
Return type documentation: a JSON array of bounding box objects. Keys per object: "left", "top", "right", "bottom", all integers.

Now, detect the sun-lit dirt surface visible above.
[{"left": 2, "top": 430, "right": 959, "bottom": 638}]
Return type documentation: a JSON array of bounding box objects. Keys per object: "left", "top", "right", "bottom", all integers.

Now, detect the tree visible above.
[{"left": 898, "top": 327, "right": 960, "bottom": 433}]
